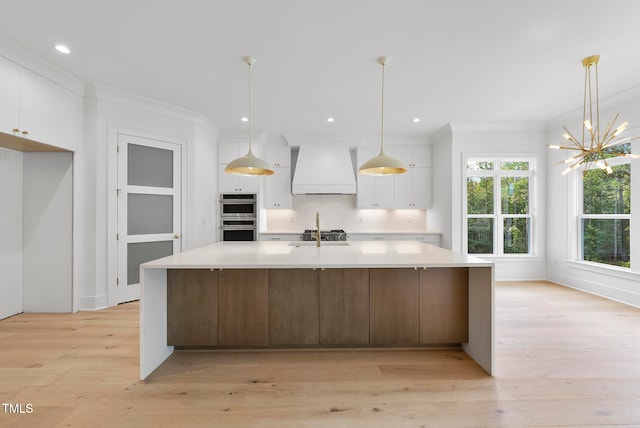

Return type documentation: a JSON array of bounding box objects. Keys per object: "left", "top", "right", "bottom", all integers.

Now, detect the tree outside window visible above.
[
  {"left": 465, "top": 158, "right": 533, "bottom": 255},
  {"left": 581, "top": 163, "right": 631, "bottom": 268}
]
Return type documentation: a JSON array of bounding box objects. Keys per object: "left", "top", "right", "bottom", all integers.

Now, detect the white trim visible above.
[
  {"left": 107, "top": 126, "right": 188, "bottom": 307},
  {"left": 566, "top": 260, "right": 640, "bottom": 281}
]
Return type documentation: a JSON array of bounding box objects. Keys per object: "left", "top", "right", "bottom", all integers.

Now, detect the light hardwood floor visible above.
[{"left": 1, "top": 281, "right": 639, "bottom": 427}]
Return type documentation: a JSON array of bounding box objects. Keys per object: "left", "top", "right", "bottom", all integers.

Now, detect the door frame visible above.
[{"left": 107, "top": 126, "right": 188, "bottom": 307}]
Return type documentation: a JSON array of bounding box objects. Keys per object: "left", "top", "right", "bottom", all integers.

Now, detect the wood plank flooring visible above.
[{"left": 1, "top": 281, "right": 639, "bottom": 427}]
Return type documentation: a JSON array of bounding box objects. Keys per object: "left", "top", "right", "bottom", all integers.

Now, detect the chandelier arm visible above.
[
  {"left": 600, "top": 113, "right": 620, "bottom": 145},
  {"left": 582, "top": 65, "right": 589, "bottom": 147},
  {"left": 561, "top": 126, "right": 583, "bottom": 147}
]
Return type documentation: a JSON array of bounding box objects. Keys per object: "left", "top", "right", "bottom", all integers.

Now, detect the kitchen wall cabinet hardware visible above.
[{"left": 218, "top": 167, "right": 261, "bottom": 194}]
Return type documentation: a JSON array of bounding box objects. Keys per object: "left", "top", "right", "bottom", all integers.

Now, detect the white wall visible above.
[
  {"left": 0, "top": 148, "right": 23, "bottom": 319},
  {"left": 545, "top": 85, "right": 640, "bottom": 307},
  {"left": 22, "top": 153, "right": 73, "bottom": 312},
  {"left": 83, "top": 84, "right": 218, "bottom": 309},
  {"left": 430, "top": 125, "right": 453, "bottom": 249},
  {"left": 441, "top": 123, "right": 547, "bottom": 281},
  {"left": 190, "top": 120, "right": 218, "bottom": 248}
]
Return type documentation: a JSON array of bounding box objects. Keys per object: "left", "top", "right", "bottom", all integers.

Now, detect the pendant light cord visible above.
[
  {"left": 248, "top": 60, "right": 253, "bottom": 152},
  {"left": 380, "top": 60, "right": 385, "bottom": 153}
]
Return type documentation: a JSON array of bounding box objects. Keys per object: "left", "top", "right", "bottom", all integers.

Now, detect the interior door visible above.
[{"left": 117, "top": 134, "right": 181, "bottom": 303}]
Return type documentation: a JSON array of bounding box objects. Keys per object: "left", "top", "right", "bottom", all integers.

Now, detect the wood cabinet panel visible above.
[
  {"left": 420, "top": 267, "right": 469, "bottom": 344},
  {"left": 268, "top": 269, "right": 319, "bottom": 345},
  {"left": 370, "top": 269, "right": 420, "bottom": 345},
  {"left": 167, "top": 269, "right": 218, "bottom": 346},
  {"left": 218, "top": 269, "right": 269, "bottom": 346},
  {"left": 319, "top": 269, "right": 370, "bottom": 345}
]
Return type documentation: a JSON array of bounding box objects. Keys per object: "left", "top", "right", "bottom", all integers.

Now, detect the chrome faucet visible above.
[{"left": 310, "top": 212, "right": 321, "bottom": 247}]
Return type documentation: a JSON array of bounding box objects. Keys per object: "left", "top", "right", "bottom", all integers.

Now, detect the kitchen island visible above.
[{"left": 140, "top": 241, "right": 494, "bottom": 379}]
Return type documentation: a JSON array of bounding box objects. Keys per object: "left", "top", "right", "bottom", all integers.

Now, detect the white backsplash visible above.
[{"left": 263, "top": 195, "right": 427, "bottom": 233}]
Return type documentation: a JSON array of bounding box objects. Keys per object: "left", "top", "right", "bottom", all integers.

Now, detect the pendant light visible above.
[
  {"left": 359, "top": 56, "right": 407, "bottom": 176},
  {"left": 225, "top": 56, "right": 274, "bottom": 176}
]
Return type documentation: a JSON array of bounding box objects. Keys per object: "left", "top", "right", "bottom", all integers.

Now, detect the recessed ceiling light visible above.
[
  {"left": 55, "top": 44, "right": 71, "bottom": 54},
  {"left": 412, "top": 118, "right": 420, "bottom": 123},
  {"left": 327, "top": 117, "right": 335, "bottom": 123},
  {"left": 241, "top": 117, "right": 248, "bottom": 122}
]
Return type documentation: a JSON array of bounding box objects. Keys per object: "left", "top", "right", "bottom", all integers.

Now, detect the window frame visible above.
[
  {"left": 463, "top": 155, "right": 537, "bottom": 256},
  {"left": 577, "top": 156, "right": 631, "bottom": 268}
]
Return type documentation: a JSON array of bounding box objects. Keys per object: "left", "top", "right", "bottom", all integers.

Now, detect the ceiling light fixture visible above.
[
  {"left": 327, "top": 117, "right": 335, "bottom": 123},
  {"left": 225, "top": 56, "right": 274, "bottom": 177},
  {"left": 240, "top": 117, "right": 248, "bottom": 122},
  {"left": 359, "top": 57, "right": 407, "bottom": 176},
  {"left": 549, "top": 55, "right": 639, "bottom": 175},
  {"left": 413, "top": 118, "right": 420, "bottom": 123},
  {"left": 55, "top": 44, "right": 71, "bottom": 54}
]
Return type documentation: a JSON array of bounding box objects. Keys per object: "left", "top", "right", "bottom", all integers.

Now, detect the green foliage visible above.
[
  {"left": 468, "top": 218, "right": 493, "bottom": 254},
  {"left": 467, "top": 177, "right": 493, "bottom": 214},
  {"left": 582, "top": 164, "right": 631, "bottom": 267}
]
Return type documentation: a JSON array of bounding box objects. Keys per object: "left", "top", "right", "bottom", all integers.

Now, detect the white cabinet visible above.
[
  {"left": 263, "top": 145, "right": 292, "bottom": 209},
  {"left": 0, "top": 57, "right": 80, "bottom": 151},
  {"left": 218, "top": 168, "right": 261, "bottom": 193},
  {"left": 264, "top": 146, "right": 291, "bottom": 168},
  {"left": 356, "top": 146, "right": 394, "bottom": 208},
  {"left": 394, "top": 166, "right": 432, "bottom": 208},
  {"left": 218, "top": 142, "right": 263, "bottom": 193},
  {"left": 0, "top": 59, "right": 20, "bottom": 135},
  {"left": 219, "top": 142, "right": 250, "bottom": 164},
  {"left": 357, "top": 145, "right": 432, "bottom": 209},
  {"left": 263, "top": 167, "right": 291, "bottom": 208}
]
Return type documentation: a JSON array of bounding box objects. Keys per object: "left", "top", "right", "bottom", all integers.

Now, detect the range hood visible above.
[{"left": 291, "top": 145, "right": 357, "bottom": 194}]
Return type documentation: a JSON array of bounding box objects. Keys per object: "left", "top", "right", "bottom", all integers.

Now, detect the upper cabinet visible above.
[
  {"left": 357, "top": 145, "right": 432, "bottom": 209},
  {"left": 0, "top": 56, "right": 81, "bottom": 152},
  {"left": 264, "top": 146, "right": 291, "bottom": 168},
  {"left": 263, "top": 145, "right": 292, "bottom": 208},
  {"left": 218, "top": 142, "right": 250, "bottom": 165}
]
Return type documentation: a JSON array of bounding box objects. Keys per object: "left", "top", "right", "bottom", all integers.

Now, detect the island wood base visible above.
[
  {"left": 167, "top": 267, "right": 470, "bottom": 348},
  {"left": 141, "top": 265, "right": 493, "bottom": 379}
]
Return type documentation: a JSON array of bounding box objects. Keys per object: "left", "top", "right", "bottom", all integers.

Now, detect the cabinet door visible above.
[
  {"left": 268, "top": 269, "right": 319, "bottom": 345},
  {"left": 370, "top": 269, "right": 420, "bottom": 345},
  {"left": 394, "top": 146, "right": 431, "bottom": 168},
  {"left": 394, "top": 167, "right": 431, "bottom": 208},
  {"left": 319, "top": 269, "right": 369, "bottom": 345},
  {"left": 218, "top": 269, "right": 269, "bottom": 346},
  {"left": 0, "top": 58, "right": 20, "bottom": 135},
  {"left": 167, "top": 269, "right": 218, "bottom": 346},
  {"left": 411, "top": 167, "right": 432, "bottom": 208},
  {"left": 420, "top": 268, "right": 469, "bottom": 344},
  {"left": 357, "top": 174, "right": 394, "bottom": 208},
  {"left": 264, "top": 146, "right": 291, "bottom": 168},
  {"left": 219, "top": 142, "right": 250, "bottom": 164},
  {"left": 219, "top": 166, "right": 262, "bottom": 193},
  {"left": 263, "top": 167, "right": 291, "bottom": 208},
  {"left": 19, "top": 71, "right": 79, "bottom": 151}
]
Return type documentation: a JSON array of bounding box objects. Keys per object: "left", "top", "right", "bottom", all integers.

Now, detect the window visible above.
[
  {"left": 579, "top": 150, "right": 631, "bottom": 268},
  {"left": 465, "top": 158, "right": 534, "bottom": 255}
]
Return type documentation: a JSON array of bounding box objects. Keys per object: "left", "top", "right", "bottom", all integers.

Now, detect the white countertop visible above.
[{"left": 142, "top": 241, "right": 492, "bottom": 269}]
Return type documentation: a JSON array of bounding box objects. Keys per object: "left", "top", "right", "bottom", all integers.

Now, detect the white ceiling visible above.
[{"left": 2, "top": 0, "right": 640, "bottom": 138}]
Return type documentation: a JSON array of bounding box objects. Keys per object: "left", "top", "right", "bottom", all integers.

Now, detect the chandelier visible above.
[{"left": 549, "top": 55, "right": 639, "bottom": 175}]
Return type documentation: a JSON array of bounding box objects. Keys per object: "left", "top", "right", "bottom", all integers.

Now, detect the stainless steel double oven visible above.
[{"left": 219, "top": 194, "right": 257, "bottom": 241}]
